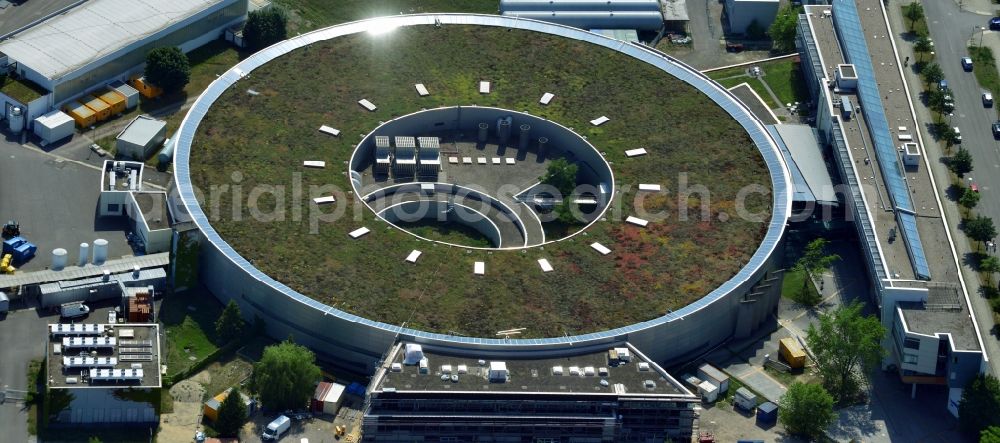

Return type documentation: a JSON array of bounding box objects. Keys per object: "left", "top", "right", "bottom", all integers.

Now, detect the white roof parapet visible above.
[
  {"left": 590, "top": 242, "right": 611, "bottom": 255},
  {"left": 318, "top": 125, "right": 340, "bottom": 136}
]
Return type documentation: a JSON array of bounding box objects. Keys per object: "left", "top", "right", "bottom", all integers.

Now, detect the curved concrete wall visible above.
[
  {"left": 351, "top": 106, "right": 613, "bottom": 190},
  {"left": 175, "top": 15, "right": 792, "bottom": 373},
  {"left": 379, "top": 200, "right": 504, "bottom": 248}
]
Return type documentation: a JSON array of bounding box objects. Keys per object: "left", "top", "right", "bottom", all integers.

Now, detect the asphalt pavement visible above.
[{"left": 0, "top": 306, "right": 52, "bottom": 443}]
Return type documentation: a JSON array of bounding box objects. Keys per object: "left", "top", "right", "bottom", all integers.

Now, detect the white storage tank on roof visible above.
[
  {"left": 52, "top": 248, "right": 68, "bottom": 270},
  {"left": 92, "top": 238, "right": 108, "bottom": 264}
]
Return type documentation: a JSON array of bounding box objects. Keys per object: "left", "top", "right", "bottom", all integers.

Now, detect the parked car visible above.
[
  {"left": 60, "top": 302, "right": 90, "bottom": 319},
  {"left": 984, "top": 92, "right": 994, "bottom": 107},
  {"left": 992, "top": 120, "right": 1000, "bottom": 138},
  {"left": 962, "top": 56, "right": 974, "bottom": 71},
  {"left": 953, "top": 127, "right": 962, "bottom": 143},
  {"left": 991, "top": 16, "right": 1000, "bottom": 30},
  {"left": 262, "top": 415, "right": 291, "bottom": 441},
  {"left": 939, "top": 79, "right": 949, "bottom": 91}
]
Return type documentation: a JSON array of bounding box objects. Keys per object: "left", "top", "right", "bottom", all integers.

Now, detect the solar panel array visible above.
[
  {"left": 89, "top": 368, "right": 143, "bottom": 382},
  {"left": 63, "top": 336, "right": 116, "bottom": 349},
  {"left": 64, "top": 356, "right": 117, "bottom": 368},
  {"left": 832, "top": 0, "right": 931, "bottom": 279},
  {"left": 49, "top": 323, "right": 105, "bottom": 337}
]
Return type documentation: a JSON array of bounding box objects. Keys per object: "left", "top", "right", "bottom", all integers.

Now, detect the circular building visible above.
[{"left": 173, "top": 14, "right": 792, "bottom": 372}]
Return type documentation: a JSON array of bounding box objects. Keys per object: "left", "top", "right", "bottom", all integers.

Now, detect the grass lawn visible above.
[
  {"left": 900, "top": 6, "right": 930, "bottom": 37},
  {"left": 399, "top": 220, "right": 494, "bottom": 248},
  {"left": 196, "top": 354, "right": 254, "bottom": 401},
  {"left": 189, "top": 24, "right": 773, "bottom": 338},
  {"left": 716, "top": 77, "right": 779, "bottom": 109},
  {"left": 0, "top": 74, "right": 47, "bottom": 103},
  {"left": 160, "top": 287, "right": 224, "bottom": 377},
  {"left": 781, "top": 268, "right": 821, "bottom": 305},
  {"left": 969, "top": 46, "right": 1000, "bottom": 99},
  {"left": 760, "top": 59, "right": 809, "bottom": 107},
  {"left": 276, "top": 0, "right": 498, "bottom": 33}
]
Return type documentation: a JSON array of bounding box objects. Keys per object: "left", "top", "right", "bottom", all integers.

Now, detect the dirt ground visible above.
[{"left": 158, "top": 379, "right": 206, "bottom": 442}]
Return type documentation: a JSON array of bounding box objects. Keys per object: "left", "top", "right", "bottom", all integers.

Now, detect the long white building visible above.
[{"left": 0, "top": 0, "right": 247, "bottom": 127}]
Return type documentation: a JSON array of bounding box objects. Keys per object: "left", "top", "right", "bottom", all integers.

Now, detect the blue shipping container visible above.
[{"left": 756, "top": 401, "right": 778, "bottom": 425}]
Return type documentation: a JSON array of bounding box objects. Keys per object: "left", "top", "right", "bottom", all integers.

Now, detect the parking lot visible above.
[
  {"left": 241, "top": 395, "right": 365, "bottom": 443},
  {"left": 0, "top": 0, "right": 71, "bottom": 37}
]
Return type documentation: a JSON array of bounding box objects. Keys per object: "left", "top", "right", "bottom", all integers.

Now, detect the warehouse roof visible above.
[
  {"left": 0, "top": 0, "right": 226, "bottom": 81},
  {"left": 34, "top": 110, "right": 74, "bottom": 129},
  {"left": 117, "top": 115, "right": 166, "bottom": 146}
]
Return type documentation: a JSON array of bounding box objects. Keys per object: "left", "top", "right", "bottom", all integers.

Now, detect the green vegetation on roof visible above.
[
  {"left": 0, "top": 74, "right": 48, "bottom": 103},
  {"left": 189, "top": 24, "right": 772, "bottom": 338}
]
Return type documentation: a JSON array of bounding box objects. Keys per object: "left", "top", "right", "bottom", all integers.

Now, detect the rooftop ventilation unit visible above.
[
  {"left": 403, "top": 344, "right": 424, "bottom": 365},
  {"left": 489, "top": 361, "right": 509, "bottom": 382},
  {"left": 456, "top": 364, "right": 468, "bottom": 374},
  {"left": 637, "top": 362, "right": 650, "bottom": 371},
  {"left": 584, "top": 366, "right": 595, "bottom": 376},
  {"left": 836, "top": 64, "right": 858, "bottom": 91},
  {"left": 441, "top": 364, "right": 452, "bottom": 374},
  {"left": 390, "top": 363, "right": 402, "bottom": 372},
  {"left": 644, "top": 380, "right": 657, "bottom": 389},
  {"left": 552, "top": 366, "right": 564, "bottom": 375},
  {"left": 418, "top": 357, "right": 429, "bottom": 374},
  {"left": 613, "top": 347, "right": 631, "bottom": 362}
]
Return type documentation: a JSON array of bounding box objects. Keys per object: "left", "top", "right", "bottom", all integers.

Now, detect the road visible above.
[
  {"left": 0, "top": 307, "right": 50, "bottom": 443},
  {"left": 892, "top": 0, "right": 1000, "bottom": 375}
]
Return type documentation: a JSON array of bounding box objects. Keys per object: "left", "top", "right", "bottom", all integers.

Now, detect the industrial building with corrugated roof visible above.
[{"left": 0, "top": 0, "right": 247, "bottom": 128}]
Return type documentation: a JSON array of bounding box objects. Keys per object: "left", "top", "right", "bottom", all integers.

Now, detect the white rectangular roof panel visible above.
[
  {"left": 638, "top": 184, "right": 661, "bottom": 192},
  {"left": 449, "top": 156, "right": 459, "bottom": 164},
  {"left": 474, "top": 261, "right": 485, "bottom": 275},
  {"left": 35, "top": 110, "right": 74, "bottom": 128},
  {"left": 406, "top": 250, "right": 422, "bottom": 263},
  {"left": 313, "top": 196, "right": 336, "bottom": 205},
  {"left": 479, "top": 81, "right": 491, "bottom": 94},
  {"left": 462, "top": 157, "right": 473, "bottom": 164},
  {"left": 0, "top": 0, "right": 230, "bottom": 81},
  {"left": 540, "top": 92, "right": 554, "bottom": 105},
  {"left": 590, "top": 116, "right": 610, "bottom": 126},
  {"left": 505, "top": 158, "right": 516, "bottom": 165},
  {"left": 590, "top": 242, "right": 611, "bottom": 255},
  {"left": 349, "top": 227, "right": 370, "bottom": 239},
  {"left": 415, "top": 83, "right": 429, "bottom": 96},
  {"left": 478, "top": 157, "right": 487, "bottom": 165},
  {"left": 319, "top": 125, "right": 340, "bottom": 136},
  {"left": 626, "top": 216, "right": 649, "bottom": 227},
  {"left": 358, "top": 99, "right": 377, "bottom": 111},
  {"left": 492, "top": 157, "right": 501, "bottom": 165},
  {"left": 303, "top": 161, "right": 326, "bottom": 168},
  {"left": 538, "top": 259, "right": 553, "bottom": 272},
  {"left": 625, "top": 148, "right": 647, "bottom": 157}
]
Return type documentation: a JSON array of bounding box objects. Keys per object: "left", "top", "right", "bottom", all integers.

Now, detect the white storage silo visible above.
[
  {"left": 78, "top": 243, "right": 89, "bottom": 266},
  {"left": 8, "top": 107, "right": 24, "bottom": 134},
  {"left": 51, "top": 248, "right": 68, "bottom": 270},
  {"left": 92, "top": 239, "right": 108, "bottom": 265}
]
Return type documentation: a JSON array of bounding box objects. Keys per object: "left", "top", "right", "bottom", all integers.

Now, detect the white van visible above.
[
  {"left": 262, "top": 415, "right": 291, "bottom": 440},
  {"left": 60, "top": 302, "right": 90, "bottom": 319}
]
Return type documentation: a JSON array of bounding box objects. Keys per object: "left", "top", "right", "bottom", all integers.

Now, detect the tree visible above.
[
  {"left": 216, "top": 300, "right": 246, "bottom": 344},
  {"left": 215, "top": 387, "right": 248, "bottom": 437},
  {"left": 244, "top": 7, "right": 288, "bottom": 51},
  {"left": 768, "top": 5, "right": 802, "bottom": 54},
  {"left": 960, "top": 186, "right": 981, "bottom": 210},
  {"left": 914, "top": 35, "right": 932, "bottom": 61},
  {"left": 903, "top": 2, "right": 925, "bottom": 32},
  {"left": 928, "top": 89, "right": 951, "bottom": 115},
  {"left": 922, "top": 62, "right": 944, "bottom": 86},
  {"left": 746, "top": 19, "right": 767, "bottom": 40},
  {"left": 806, "top": 301, "right": 886, "bottom": 401},
  {"left": 144, "top": 47, "right": 190, "bottom": 94},
  {"left": 779, "top": 382, "right": 835, "bottom": 439},
  {"left": 792, "top": 238, "right": 840, "bottom": 305},
  {"left": 950, "top": 148, "right": 974, "bottom": 177},
  {"left": 982, "top": 426, "right": 1000, "bottom": 443},
  {"left": 960, "top": 374, "right": 1000, "bottom": 437},
  {"left": 981, "top": 256, "right": 1000, "bottom": 288},
  {"left": 964, "top": 215, "right": 998, "bottom": 250},
  {"left": 539, "top": 158, "right": 578, "bottom": 199},
  {"left": 251, "top": 340, "right": 321, "bottom": 411}
]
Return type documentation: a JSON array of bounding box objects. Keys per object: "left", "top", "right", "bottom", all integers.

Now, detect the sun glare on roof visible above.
[{"left": 367, "top": 18, "right": 399, "bottom": 36}]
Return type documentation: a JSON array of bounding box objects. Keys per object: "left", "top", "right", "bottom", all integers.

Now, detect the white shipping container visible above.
[{"left": 34, "top": 110, "right": 75, "bottom": 145}]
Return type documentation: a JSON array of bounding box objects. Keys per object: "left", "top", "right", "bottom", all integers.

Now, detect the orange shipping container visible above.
[
  {"left": 778, "top": 337, "right": 807, "bottom": 369},
  {"left": 129, "top": 75, "right": 162, "bottom": 99},
  {"left": 94, "top": 89, "right": 126, "bottom": 115},
  {"left": 63, "top": 102, "right": 96, "bottom": 128},
  {"left": 82, "top": 97, "right": 111, "bottom": 122}
]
